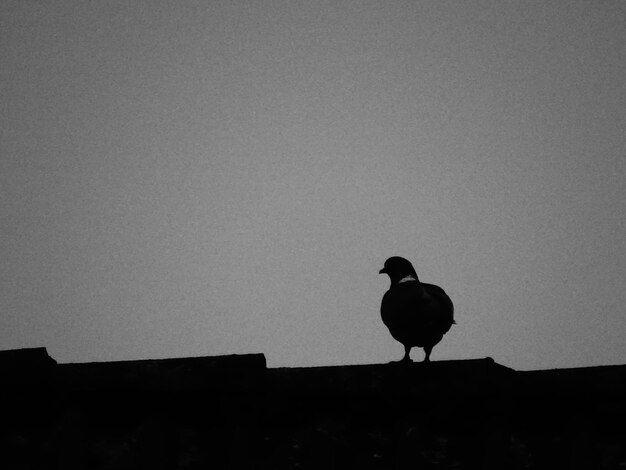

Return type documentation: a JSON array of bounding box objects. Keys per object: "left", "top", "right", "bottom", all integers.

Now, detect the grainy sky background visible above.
[{"left": 2, "top": 1, "right": 625, "bottom": 370}]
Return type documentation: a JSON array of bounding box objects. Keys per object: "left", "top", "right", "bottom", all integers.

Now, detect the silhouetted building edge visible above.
[{"left": 1, "top": 347, "right": 624, "bottom": 469}]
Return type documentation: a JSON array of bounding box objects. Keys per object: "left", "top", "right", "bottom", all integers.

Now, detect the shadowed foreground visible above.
[{"left": 1, "top": 348, "right": 625, "bottom": 469}]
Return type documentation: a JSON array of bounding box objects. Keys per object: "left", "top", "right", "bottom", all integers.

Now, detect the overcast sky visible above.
[{"left": 2, "top": 1, "right": 625, "bottom": 370}]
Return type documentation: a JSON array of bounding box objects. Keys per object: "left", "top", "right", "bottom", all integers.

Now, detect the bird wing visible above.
[
  {"left": 421, "top": 282, "right": 455, "bottom": 326},
  {"left": 410, "top": 283, "right": 454, "bottom": 346}
]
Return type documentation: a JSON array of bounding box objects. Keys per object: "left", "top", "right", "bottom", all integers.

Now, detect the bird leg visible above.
[
  {"left": 401, "top": 345, "right": 412, "bottom": 363},
  {"left": 423, "top": 345, "right": 433, "bottom": 363}
]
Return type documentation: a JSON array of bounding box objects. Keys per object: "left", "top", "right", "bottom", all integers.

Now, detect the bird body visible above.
[{"left": 379, "top": 257, "right": 454, "bottom": 362}]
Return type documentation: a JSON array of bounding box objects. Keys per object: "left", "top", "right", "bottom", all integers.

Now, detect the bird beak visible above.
[{"left": 379, "top": 268, "right": 386, "bottom": 274}]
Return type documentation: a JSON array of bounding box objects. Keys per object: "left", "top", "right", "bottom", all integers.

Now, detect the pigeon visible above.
[{"left": 379, "top": 256, "right": 455, "bottom": 362}]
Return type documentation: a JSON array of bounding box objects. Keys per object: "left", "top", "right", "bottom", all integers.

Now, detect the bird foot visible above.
[
  {"left": 391, "top": 355, "right": 412, "bottom": 364},
  {"left": 389, "top": 360, "right": 412, "bottom": 366}
]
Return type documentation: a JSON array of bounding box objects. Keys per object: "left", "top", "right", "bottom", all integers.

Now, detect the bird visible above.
[{"left": 379, "top": 256, "right": 455, "bottom": 363}]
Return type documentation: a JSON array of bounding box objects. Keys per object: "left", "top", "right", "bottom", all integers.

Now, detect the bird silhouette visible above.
[{"left": 379, "top": 256, "right": 455, "bottom": 363}]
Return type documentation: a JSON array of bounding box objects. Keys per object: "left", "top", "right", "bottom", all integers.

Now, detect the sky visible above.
[{"left": 1, "top": 1, "right": 625, "bottom": 370}]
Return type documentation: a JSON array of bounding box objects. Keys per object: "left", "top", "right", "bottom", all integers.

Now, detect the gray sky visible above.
[{"left": 2, "top": 1, "right": 625, "bottom": 370}]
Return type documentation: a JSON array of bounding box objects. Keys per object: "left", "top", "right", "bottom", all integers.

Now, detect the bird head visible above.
[{"left": 379, "top": 256, "right": 419, "bottom": 284}]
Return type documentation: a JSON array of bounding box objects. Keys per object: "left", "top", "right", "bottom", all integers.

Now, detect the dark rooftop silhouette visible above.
[{"left": 1, "top": 347, "right": 624, "bottom": 469}]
